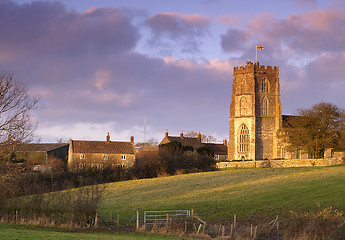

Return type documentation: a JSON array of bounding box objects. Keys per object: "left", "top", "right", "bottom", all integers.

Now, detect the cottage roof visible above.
[
  {"left": 12, "top": 143, "right": 69, "bottom": 152},
  {"left": 204, "top": 143, "right": 227, "bottom": 155},
  {"left": 71, "top": 140, "right": 134, "bottom": 154},
  {"left": 161, "top": 136, "right": 204, "bottom": 149}
]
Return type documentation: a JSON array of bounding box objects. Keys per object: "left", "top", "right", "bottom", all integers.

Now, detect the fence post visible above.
[
  {"left": 136, "top": 209, "right": 139, "bottom": 229},
  {"left": 234, "top": 214, "right": 236, "bottom": 228},
  {"left": 117, "top": 213, "right": 119, "bottom": 226},
  {"left": 95, "top": 209, "right": 98, "bottom": 227},
  {"left": 15, "top": 210, "right": 18, "bottom": 223}
]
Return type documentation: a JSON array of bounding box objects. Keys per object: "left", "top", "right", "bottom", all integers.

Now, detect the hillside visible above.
[{"left": 99, "top": 165, "right": 345, "bottom": 223}]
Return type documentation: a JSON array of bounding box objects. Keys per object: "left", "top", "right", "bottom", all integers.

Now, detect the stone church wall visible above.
[{"left": 216, "top": 158, "right": 345, "bottom": 169}]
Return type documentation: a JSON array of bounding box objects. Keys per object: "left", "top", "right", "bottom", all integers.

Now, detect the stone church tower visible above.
[{"left": 228, "top": 61, "right": 282, "bottom": 160}]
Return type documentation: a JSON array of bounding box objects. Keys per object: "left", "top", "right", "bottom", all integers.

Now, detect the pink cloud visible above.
[
  {"left": 295, "top": 0, "right": 317, "bottom": 9},
  {"left": 221, "top": 7, "right": 345, "bottom": 55},
  {"left": 94, "top": 69, "right": 111, "bottom": 91},
  {"left": 245, "top": 13, "right": 277, "bottom": 33},
  {"left": 217, "top": 15, "right": 238, "bottom": 26}
]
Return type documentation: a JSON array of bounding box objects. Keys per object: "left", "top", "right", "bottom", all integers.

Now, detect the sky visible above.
[{"left": 1, "top": 0, "right": 344, "bottom": 143}]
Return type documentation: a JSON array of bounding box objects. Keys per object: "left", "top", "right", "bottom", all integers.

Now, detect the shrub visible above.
[
  {"left": 285, "top": 206, "right": 345, "bottom": 239},
  {"left": 132, "top": 151, "right": 165, "bottom": 178}
]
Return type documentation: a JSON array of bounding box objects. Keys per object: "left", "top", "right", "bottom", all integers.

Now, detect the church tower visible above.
[{"left": 228, "top": 61, "right": 282, "bottom": 160}]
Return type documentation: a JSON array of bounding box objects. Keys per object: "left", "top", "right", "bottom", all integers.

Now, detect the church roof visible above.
[{"left": 282, "top": 115, "right": 300, "bottom": 128}]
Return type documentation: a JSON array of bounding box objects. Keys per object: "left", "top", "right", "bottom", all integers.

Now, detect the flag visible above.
[{"left": 256, "top": 45, "right": 264, "bottom": 50}]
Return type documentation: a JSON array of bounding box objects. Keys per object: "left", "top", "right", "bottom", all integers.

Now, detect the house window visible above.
[
  {"left": 262, "top": 79, "right": 269, "bottom": 93},
  {"left": 121, "top": 155, "right": 126, "bottom": 160},
  {"left": 79, "top": 163, "right": 85, "bottom": 169},
  {"left": 214, "top": 154, "right": 219, "bottom": 160},
  {"left": 102, "top": 154, "right": 108, "bottom": 160},
  {"left": 80, "top": 154, "right": 85, "bottom": 159},
  {"left": 261, "top": 97, "right": 268, "bottom": 116},
  {"left": 238, "top": 125, "right": 250, "bottom": 153}
]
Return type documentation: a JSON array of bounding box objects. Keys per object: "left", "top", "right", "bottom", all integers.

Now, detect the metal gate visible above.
[{"left": 144, "top": 210, "right": 191, "bottom": 225}]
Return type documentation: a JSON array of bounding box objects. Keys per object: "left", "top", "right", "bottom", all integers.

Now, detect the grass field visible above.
[
  {"left": 99, "top": 165, "right": 345, "bottom": 223},
  {"left": 0, "top": 224, "right": 192, "bottom": 240}
]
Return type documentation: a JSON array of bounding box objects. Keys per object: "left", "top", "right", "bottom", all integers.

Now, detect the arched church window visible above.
[
  {"left": 261, "top": 96, "right": 268, "bottom": 115},
  {"left": 262, "top": 79, "right": 269, "bottom": 93},
  {"left": 240, "top": 97, "right": 247, "bottom": 116},
  {"left": 238, "top": 125, "right": 250, "bottom": 153}
]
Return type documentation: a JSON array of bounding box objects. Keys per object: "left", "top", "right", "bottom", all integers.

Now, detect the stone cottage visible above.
[
  {"left": 67, "top": 133, "right": 135, "bottom": 171},
  {"left": 8, "top": 143, "right": 69, "bottom": 165},
  {"left": 160, "top": 130, "right": 228, "bottom": 160}
]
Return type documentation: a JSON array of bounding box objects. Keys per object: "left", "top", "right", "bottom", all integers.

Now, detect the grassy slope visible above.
[
  {"left": 99, "top": 165, "right": 345, "bottom": 222},
  {"left": 0, "top": 224, "right": 190, "bottom": 240}
]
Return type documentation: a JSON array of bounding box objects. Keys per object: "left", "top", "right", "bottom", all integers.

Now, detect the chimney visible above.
[
  {"left": 106, "top": 132, "right": 110, "bottom": 142},
  {"left": 223, "top": 138, "right": 227, "bottom": 146},
  {"left": 165, "top": 130, "right": 168, "bottom": 138},
  {"left": 197, "top": 131, "right": 201, "bottom": 141},
  {"left": 130, "top": 136, "right": 134, "bottom": 144},
  {"left": 180, "top": 130, "right": 183, "bottom": 138}
]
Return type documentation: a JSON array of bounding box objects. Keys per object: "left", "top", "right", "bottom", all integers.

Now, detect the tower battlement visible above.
[{"left": 234, "top": 61, "right": 278, "bottom": 74}]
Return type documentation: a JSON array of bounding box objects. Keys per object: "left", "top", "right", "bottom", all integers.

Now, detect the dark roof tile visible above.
[
  {"left": 164, "top": 136, "right": 204, "bottom": 149},
  {"left": 204, "top": 143, "right": 227, "bottom": 155},
  {"left": 13, "top": 143, "right": 68, "bottom": 152},
  {"left": 71, "top": 140, "right": 134, "bottom": 154}
]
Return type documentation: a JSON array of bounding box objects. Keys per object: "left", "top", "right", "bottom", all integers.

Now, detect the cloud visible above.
[
  {"left": 217, "top": 15, "right": 238, "bottom": 26},
  {"left": 304, "top": 51, "right": 345, "bottom": 84},
  {"left": 221, "top": 28, "right": 250, "bottom": 52},
  {"left": 145, "top": 12, "right": 210, "bottom": 55},
  {"left": 220, "top": 7, "right": 345, "bottom": 56},
  {"left": 295, "top": 0, "right": 317, "bottom": 9},
  {"left": 146, "top": 12, "right": 210, "bottom": 38},
  {"left": 0, "top": 1, "right": 140, "bottom": 62}
]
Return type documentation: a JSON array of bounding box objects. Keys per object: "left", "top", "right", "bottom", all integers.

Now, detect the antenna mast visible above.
[{"left": 144, "top": 114, "right": 147, "bottom": 142}]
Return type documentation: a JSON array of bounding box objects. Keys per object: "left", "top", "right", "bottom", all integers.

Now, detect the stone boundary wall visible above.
[{"left": 217, "top": 158, "right": 345, "bottom": 169}]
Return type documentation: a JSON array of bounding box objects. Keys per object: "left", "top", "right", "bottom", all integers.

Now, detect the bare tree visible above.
[
  {"left": 135, "top": 138, "right": 158, "bottom": 147},
  {"left": 56, "top": 138, "right": 70, "bottom": 143},
  {"left": 184, "top": 130, "right": 217, "bottom": 143},
  {"left": 0, "top": 72, "right": 39, "bottom": 149}
]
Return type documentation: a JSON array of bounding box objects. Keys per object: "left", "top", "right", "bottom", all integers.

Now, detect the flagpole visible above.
[{"left": 255, "top": 45, "right": 258, "bottom": 63}]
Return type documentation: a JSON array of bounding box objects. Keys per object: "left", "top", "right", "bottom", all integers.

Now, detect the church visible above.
[
  {"left": 226, "top": 60, "right": 345, "bottom": 166},
  {"left": 228, "top": 61, "right": 283, "bottom": 160}
]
